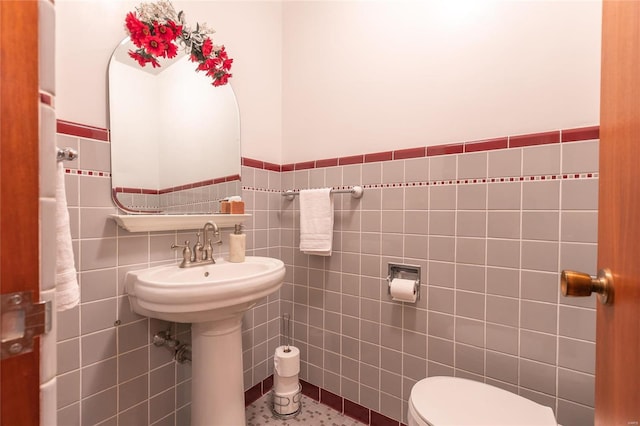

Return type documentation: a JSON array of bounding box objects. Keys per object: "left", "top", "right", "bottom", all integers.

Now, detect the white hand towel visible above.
[
  {"left": 299, "top": 188, "right": 334, "bottom": 256},
  {"left": 55, "top": 162, "right": 79, "bottom": 311}
]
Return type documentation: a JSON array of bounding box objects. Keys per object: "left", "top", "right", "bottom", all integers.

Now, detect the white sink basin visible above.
[
  {"left": 126, "top": 255, "right": 286, "bottom": 425},
  {"left": 125, "top": 256, "right": 285, "bottom": 323}
]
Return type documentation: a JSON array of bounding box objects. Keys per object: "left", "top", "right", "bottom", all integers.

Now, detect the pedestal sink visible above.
[{"left": 125, "top": 256, "right": 285, "bottom": 426}]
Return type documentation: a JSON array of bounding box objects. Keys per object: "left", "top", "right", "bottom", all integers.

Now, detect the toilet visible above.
[{"left": 408, "top": 376, "right": 558, "bottom": 426}]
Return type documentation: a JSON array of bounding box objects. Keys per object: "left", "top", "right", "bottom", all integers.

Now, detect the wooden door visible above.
[
  {"left": 596, "top": 1, "right": 640, "bottom": 424},
  {"left": 0, "top": 0, "right": 41, "bottom": 425}
]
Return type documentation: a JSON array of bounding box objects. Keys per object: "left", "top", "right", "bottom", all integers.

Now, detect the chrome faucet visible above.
[
  {"left": 202, "top": 221, "right": 222, "bottom": 259},
  {"left": 171, "top": 221, "right": 222, "bottom": 268}
]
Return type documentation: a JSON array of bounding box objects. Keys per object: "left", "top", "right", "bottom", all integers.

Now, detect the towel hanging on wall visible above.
[
  {"left": 55, "top": 162, "right": 80, "bottom": 311},
  {"left": 299, "top": 188, "right": 334, "bottom": 256}
]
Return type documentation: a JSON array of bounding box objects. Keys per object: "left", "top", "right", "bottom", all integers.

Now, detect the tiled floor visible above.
[{"left": 246, "top": 393, "right": 366, "bottom": 426}]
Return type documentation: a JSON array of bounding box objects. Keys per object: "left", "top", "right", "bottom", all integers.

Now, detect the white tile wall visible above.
[
  {"left": 39, "top": 0, "right": 58, "bottom": 423},
  {"left": 52, "top": 135, "right": 599, "bottom": 426},
  {"left": 38, "top": 0, "right": 55, "bottom": 95}
]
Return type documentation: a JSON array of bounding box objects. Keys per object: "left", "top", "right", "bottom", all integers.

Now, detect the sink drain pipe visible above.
[{"left": 153, "top": 329, "right": 192, "bottom": 364}]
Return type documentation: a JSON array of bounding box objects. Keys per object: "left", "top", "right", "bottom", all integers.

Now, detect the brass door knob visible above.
[{"left": 560, "top": 268, "right": 613, "bottom": 305}]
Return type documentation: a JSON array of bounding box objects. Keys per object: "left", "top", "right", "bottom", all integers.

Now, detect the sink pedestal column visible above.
[{"left": 191, "top": 315, "right": 246, "bottom": 426}]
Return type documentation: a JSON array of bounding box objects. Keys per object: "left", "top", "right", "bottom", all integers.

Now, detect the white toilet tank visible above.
[{"left": 408, "top": 376, "right": 558, "bottom": 426}]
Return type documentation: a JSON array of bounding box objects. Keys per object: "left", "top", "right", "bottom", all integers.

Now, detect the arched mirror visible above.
[{"left": 108, "top": 38, "right": 241, "bottom": 214}]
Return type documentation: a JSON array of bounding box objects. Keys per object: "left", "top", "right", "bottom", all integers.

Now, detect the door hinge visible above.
[{"left": 1, "top": 292, "right": 52, "bottom": 359}]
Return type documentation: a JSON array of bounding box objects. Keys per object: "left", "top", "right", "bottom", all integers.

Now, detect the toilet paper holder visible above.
[
  {"left": 270, "top": 383, "right": 303, "bottom": 419},
  {"left": 387, "top": 263, "right": 421, "bottom": 301}
]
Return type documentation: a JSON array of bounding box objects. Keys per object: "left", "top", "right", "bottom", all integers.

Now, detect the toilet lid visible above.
[{"left": 410, "top": 377, "right": 557, "bottom": 426}]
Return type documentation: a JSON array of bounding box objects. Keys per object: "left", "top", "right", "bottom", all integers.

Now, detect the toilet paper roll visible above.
[
  {"left": 273, "top": 386, "right": 301, "bottom": 415},
  {"left": 390, "top": 278, "right": 417, "bottom": 303},
  {"left": 274, "top": 374, "right": 299, "bottom": 394},
  {"left": 274, "top": 345, "right": 300, "bottom": 377}
]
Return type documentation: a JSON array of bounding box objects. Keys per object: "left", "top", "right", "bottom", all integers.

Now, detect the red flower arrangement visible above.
[{"left": 124, "top": 1, "right": 233, "bottom": 87}]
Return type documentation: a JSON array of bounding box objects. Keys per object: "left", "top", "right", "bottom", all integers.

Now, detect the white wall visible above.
[
  {"left": 281, "top": 0, "right": 602, "bottom": 163},
  {"left": 56, "top": 0, "right": 283, "bottom": 165},
  {"left": 57, "top": 1, "right": 601, "bottom": 166}
]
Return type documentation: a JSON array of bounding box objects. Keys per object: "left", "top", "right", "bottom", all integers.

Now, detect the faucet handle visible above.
[
  {"left": 171, "top": 240, "right": 190, "bottom": 250},
  {"left": 203, "top": 238, "right": 213, "bottom": 261},
  {"left": 193, "top": 232, "right": 204, "bottom": 261},
  {"left": 171, "top": 241, "right": 192, "bottom": 267}
]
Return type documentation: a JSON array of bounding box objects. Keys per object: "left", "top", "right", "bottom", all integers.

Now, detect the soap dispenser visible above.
[{"left": 229, "top": 224, "right": 246, "bottom": 263}]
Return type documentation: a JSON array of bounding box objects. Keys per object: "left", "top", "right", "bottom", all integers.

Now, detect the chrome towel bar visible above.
[{"left": 282, "top": 185, "right": 364, "bottom": 201}]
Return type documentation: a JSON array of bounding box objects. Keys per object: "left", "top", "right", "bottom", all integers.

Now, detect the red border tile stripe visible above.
[
  {"left": 509, "top": 130, "right": 560, "bottom": 148},
  {"left": 464, "top": 137, "right": 508, "bottom": 153},
  {"left": 57, "top": 119, "right": 109, "bottom": 141},
  {"left": 300, "top": 380, "right": 320, "bottom": 400},
  {"left": 242, "top": 157, "right": 264, "bottom": 169},
  {"left": 242, "top": 157, "right": 283, "bottom": 172},
  {"left": 393, "top": 147, "right": 425, "bottom": 160},
  {"left": 241, "top": 126, "right": 593, "bottom": 170},
  {"left": 40, "top": 92, "right": 53, "bottom": 106},
  {"left": 562, "top": 125, "right": 600, "bottom": 142},
  {"left": 365, "top": 151, "right": 393, "bottom": 163},
  {"left": 339, "top": 154, "right": 364, "bottom": 166},
  {"left": 344, "top": 399, "right": 370, "bottom": 424},
  {"left": 316, "top": 158, "right": 339, "bottom": 168},
  {"left": 244, "top": 382, "right": 262, "bottom": 406},
  {"left": 320, "top": 389, "right": 343, "bottom": 413},
  {"left": 427, "top": 143, "right": 464, "bottom": 156},
  {"left": 263, "top": 161, "right": 281, "bottom": 172},
  {"left": 295, "top": 160, "right": 315, "bottom": 170},
  {"left": 371, "top": 411, "right": 402, "bottom": 426},
  {"left": 59, "top": 122, "right": 599, "bottom": 172}
]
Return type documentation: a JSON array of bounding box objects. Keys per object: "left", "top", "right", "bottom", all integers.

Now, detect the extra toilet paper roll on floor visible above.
[
  {"left": 274, "top": 374, "right": 299, "bottom": 394},
  {"left": 274, "top": 345, "right": 300, "bottom": 377},
  {"left": 390, "top": 278, "right": 417, "bottom": 303},
  {"left": 273, "top": 386, "right": 301, "bottom": 415}
]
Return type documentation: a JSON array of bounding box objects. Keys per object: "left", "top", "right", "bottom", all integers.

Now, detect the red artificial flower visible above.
[
  {"left": 201, "top": 38, "right": 213, "bottom": 57},
  {"left": 165, "top": 42, "right": 178, "bottom": 59},
  {"left": 154, "top": 21, "right": 176, "bottom": 42},
  {"left": 211, "top": 47, "right": 232, "bottom": 72},
  {"left": 128, "top": 50, "right": 148, "bottom": 67},
  {"left": 206, "top": 67, "right": 224, "bottom": 78},
  {"left": 122, "top": 6, "right": 232, "bottom": 86},
  {"left": 166, "top": 20, "right": 182, "bottom": 38},
  {"left": 128, "top": 50, "right": 160, "bottom": 68},
  {"left": 144, "top": 35, "right": 166, "bottom": 56},
  {"left": 213, "top": 73, "right": 230, "bottom": 87},
  {"left": 197, "top": 56, "right": 221, "bottom": 72},
  {"left": 125, "top": 12, "right": 144, "bottom": 35},
  {"left": 126, "top": 12, "right": 151, "bottom": 47}
]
